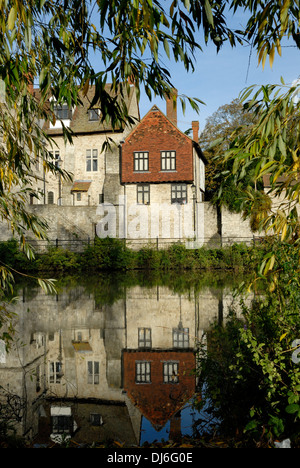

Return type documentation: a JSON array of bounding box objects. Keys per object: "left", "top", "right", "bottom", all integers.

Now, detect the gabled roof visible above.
[
  {"left": 123, "top": 105, "right": 207, "bottom": 165},
  {"left": 33, "top": 84, "right": 138, "bottom": 135}
]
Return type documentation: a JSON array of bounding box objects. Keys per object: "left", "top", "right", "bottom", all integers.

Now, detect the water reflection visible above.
[{"left": 0, "top": 271, "right": 249, "bottom": 446}]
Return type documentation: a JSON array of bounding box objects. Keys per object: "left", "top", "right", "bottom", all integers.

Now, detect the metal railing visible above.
[{"left": 26, "top": 235, "right": 262, "bottom": 253}]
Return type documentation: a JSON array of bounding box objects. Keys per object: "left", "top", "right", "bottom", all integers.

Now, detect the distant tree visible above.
[{"left": 199, "top": 99, "right": 258, "bottom": 208}]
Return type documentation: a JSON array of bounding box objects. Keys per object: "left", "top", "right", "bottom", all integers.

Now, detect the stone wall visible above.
[{"left": 0, "top": 201, "right": 255, "bottom": 251}]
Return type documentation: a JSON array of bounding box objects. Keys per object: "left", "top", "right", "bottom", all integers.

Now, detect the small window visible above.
[
  {"left": 138, "top": 328, "right": 151, "bottom": 348},
  {"left": 173, "top": 328, "right": 189, "bottom": 348},
  {"left": 48, "top": 191, "right": 54, "bottom": 205},
  {"left": 90, "top": 413, "right": 103, "bottom": 426},
  {"left": 49, "top": 361, "right": 63, "bottom": 384},
  {"left": 163, "top": 361, "right": 179, "bottom": 384},
  {"left": 161, "top": 151, "right": 176, "bottom": 171},
  {"left": 77, "top": 192, "right": 82, "bottom": 201},
  {"left": 136, "top": 361, "right": 151, "bottom": 383},
  {"left": 137, "top": 184, "right": 150, "bottom": 205},
  {"left": 54, "top": 103, "right": 71, "bottom": 120},
  {"left": 87, "top": 361, "right": 99, "bottom": 384},
  {"left": 99, "top": 193, "right": 104, "bottom": 204},
  {"left": 49, "top": 150, "right": 60, "bottom": 167},
  {"left": 86, "top": 149, "right": 98, "bottom": 172},
  {"left": 134, "top": 152, "right": 149, "bottom": 172},
  {"left": 52, "top": 415, "right": 73, "bottom": 434},
  {"left": 171, "top": 183, "right": 187, "bottom": 204},
  {"left": 89, "top": 108, "right": 101, "bottom": 121}
]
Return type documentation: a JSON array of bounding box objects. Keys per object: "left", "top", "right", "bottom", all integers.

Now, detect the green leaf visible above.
[
  {"left": 285, "top": 404, "right": 300, "bottom": 414},
  {"left": 204, "top": 0, "right": 214, "bottom": 27}
]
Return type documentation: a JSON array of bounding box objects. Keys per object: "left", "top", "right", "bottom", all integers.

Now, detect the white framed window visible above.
[
  {"left": 49, "top": 361, "right": 63, "bottom": 384},
  {"left": 173, "top": 328, "right": 189, "bottom": 348},
  {"left": 88, "top": 108, "right": 101, "bottom": 121},
  {"left": 138, "top": 328, "right": 152, "bottom": 348},
  {"left": 86, "top": 149, "right": 98, "bottom": 172},
  {"left": 163, "top": 361, "right": 179, "bottom": 383},
  {"left": 49, "top": 150, "right": 60, "bottom": 167},
  {"left": 161, "top": 151, "right": 176, "bottom": 171},
  {"left": 87, "top": 361, "right": 99, "bottom": 384},
  {"left": 135, "top": 361, "right": 151, "bottom": 383},
  {"left": 54, "top": 103, "right": 72, "bottom": 120}
]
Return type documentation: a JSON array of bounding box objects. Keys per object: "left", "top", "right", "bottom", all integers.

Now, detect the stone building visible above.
[
  {"left": 34, "top": 83, "right": 140, "bottom": 208},
  {"left": 0, "top": 83, "right": 255, "bottom": 247},
  {"left": 116, "top": 91, "right": 207, "bottom": 243}
]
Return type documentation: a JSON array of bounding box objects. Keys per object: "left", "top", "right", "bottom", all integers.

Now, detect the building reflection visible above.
[{"left": 0, "top": 279, "right": 245, "bottom": 446}]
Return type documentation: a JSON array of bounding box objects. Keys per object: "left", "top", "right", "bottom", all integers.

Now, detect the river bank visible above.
[{"left": 0, "top": 237, "right": 264, "bottom": 275}]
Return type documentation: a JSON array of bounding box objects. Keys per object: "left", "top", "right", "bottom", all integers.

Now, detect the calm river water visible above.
[{"left": 0, "top": 270, "right": 250, "bottom": 447}]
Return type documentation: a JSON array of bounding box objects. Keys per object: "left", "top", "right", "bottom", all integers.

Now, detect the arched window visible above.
[{"left": 48, "top": 191, "right": 54, "bottom": 204}]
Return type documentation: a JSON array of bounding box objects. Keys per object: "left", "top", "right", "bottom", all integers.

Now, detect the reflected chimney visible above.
[{"left": 166, "top": 88, "right": 177, "bottom": 127}]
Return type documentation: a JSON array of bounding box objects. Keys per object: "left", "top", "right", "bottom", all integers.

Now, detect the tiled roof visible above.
[
  {"left": 71, "top": 180, "right": 92, "bottom": 192},
  {"left": 33, "top": 84, "right": 136, "bottom": 135}
]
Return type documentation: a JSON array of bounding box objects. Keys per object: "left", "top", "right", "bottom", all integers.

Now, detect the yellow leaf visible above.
[
  {"left": 281, "top": 223, "right": 287, "bottom": 241},
  {"left": 269, "top": 44, "right": 275, "bottom": 68},
  {"left": 7, "top": 6, "right": 17, "bottom": 30},
  {"left": 280, "top": 332, "right": 287, "bottom": 342}
]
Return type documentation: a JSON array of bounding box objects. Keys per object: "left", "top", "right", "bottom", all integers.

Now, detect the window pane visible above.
[
  {"left": 171, "top": 184, "right": 187, "bottom": 204},
  {"left": 163, "top": 362, "right": 179, "bottom": 383},
  {"left": 161, "top": 151, "right": 176, "bottom": 171},
  {"left": 134, "top": 152, "right": 148, "bottom": 172}
]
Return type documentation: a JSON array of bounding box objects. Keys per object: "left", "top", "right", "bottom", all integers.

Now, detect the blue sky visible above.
[
  {"left": 138, "top": 39, "right": 300, "bottom": 134},
  {"left": 88, "top": 7, "right": 299, "bottom": 135},
  {"left": 135, "top": 8, "right": 300, "bottom": 135}
]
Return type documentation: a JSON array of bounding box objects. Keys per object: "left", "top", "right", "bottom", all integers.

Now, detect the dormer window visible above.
[
  {"left": 54, "top": 103, "right": 72, "bottom": 120},
  {"left": 88, "top": 108, "right": 101, "bottom": 121}
]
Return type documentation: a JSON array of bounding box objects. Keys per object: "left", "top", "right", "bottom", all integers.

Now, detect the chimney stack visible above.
[
  {"left": 166, "top": 88, "right": 177, "bottom": 127},
  {"left": 192, "top": 121, "right": 199, "bottom": 142}
]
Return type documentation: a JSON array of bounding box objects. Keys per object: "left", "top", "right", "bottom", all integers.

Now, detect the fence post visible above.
[{"left": 56, "top": 238, "right": 58, "bottom": 248}]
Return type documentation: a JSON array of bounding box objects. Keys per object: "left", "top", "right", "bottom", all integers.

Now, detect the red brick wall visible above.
[
  {"left": 121, "top": 108, "right": 194, "bottom": 183},
  {"left": 122, "top": 350, "right": 196, "bottom": 427}
]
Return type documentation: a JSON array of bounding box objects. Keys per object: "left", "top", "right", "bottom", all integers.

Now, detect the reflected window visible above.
[
  {"left": 90, "top": 413, "right": 103, "bottom": 426},
  {"left": 49, "top": 361, "right": 63, "bottom": 384},
  {"left": 173, "top": 327, "right": 189, "bottom": 348},
  {"left": 52, "top": 415, "right": 73, "bottom": 434},
  {"left": 88, "top": 361, "right": 99, "bottom": 384},
  {"left": 36, "top": 365, "right": 41, "bottom": 392},
  {"left": 138, "top": 328, "right": 151, "bottom": 348},
  {"left": 163, "top": 361, "right": 179, "bottom": 383},
  {"left": 136, "top": 361, "right": 151, "bottom": 383}
]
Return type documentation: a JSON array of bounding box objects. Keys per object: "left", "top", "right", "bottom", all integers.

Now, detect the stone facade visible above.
[{"left": 33, "top": 84, "right": 139, "bottom": 208}]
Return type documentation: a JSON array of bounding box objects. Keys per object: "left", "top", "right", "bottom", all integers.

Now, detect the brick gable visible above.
[{"left": 121, "top": 107, "right": 194, "bottom": 184}]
